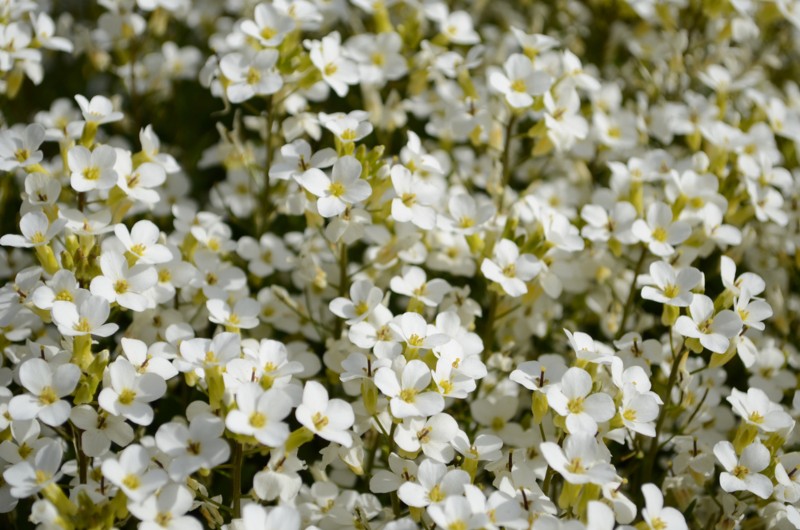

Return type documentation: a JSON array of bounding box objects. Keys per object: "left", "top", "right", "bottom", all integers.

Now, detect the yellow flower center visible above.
[
  {"left": 663, "top": 284, "right": 679, "bottom": 298},
  {"left": 55, "top": 289, "right": 73, "bottom": 302},
  {"left": 82, "top": 166, "right": 101, "bottom": 181},
  {"left": 246, "top": 67, "right": 261, "bottom": 85},
  {"left": 312, "top": 411, "right": 329, "bottom": 430},
  {"left": 566, "top": 458, "right": 585, "bottom": 474},
  {"left": 428, "top": 485, "right": 445, "bottom": 502},
  {"left": 123, "top": 474, "right": 140, "bottom": 490},
  {"left": 401, "top": 192, "right": 416, "bottom": 206},
  {"left": 567, "top": 397, "right": 584, "bottom": 414},
  {"left": 249, "top": 412, "right": 267, "bottom": 428},
  {"left": 74, "top": 317, "right": 92, "bottom": 333},
  {"left": 652, "top": 227, "right": 668, "bottom": 242},
  {"left": 407, "top": 334, "right": 424, "bottom": 347},
  {"left": 118, "top": 388, "right": 137, "bottom": 405},
  {"left": 324, "top": 63, "right": 338, "bottom": 76},
  {"left": 399, "top": 388, "right": 417, "bottom": 403},
  {"left": 733, "top": 465, "right": 749, "bottom": 479},
  {"left": 15, "top": 148, "right": 30, "bottom": 162},
  {"left": 329, "top": 181, "right": 346, "bottom": 197},
  {"left": 39, "top": 386, "right": 59, "bottom": 405},
  {"left": 260, "top": 26, "right": 277, "bottom": 41}
]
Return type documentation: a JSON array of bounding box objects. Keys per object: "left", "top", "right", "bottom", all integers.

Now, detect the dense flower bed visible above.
[{"left": 2, "top": 0, "right": 800, "bottom": 528}]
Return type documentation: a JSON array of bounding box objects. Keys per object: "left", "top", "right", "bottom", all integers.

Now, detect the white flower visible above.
[
  {"left": 9, "top": 358, "right": 80, "bottom": 427},
  {"left": 128, "top": 484, "right": 202, "bottom": 530},
  {"left": 489, "top": 54, "right": 551, "bottom": 108},
  {"left": 735, "top": 290, "right": 772, "bottom": 331},
  {"left": 547, "top": 367, "right": 615, "bottom": 434},
  {"left": 207, "top": 297, "right": 260, "bottom": 330},
  {"left": 114, "top": 150, "right": 166, "bottom": 205},
  {"left": 4, "top": 441, "right": 62, "bottom": 499},
  {"left": 0, "top": 211, "right": 65, "bottom": 248},
  {"left": 632, "top": 202, "right": 691, "bottom": 257},
  {"left": 269, "top": 139, "right": 336, "bottom": 182},
  {"left": 374, "top": 360, "right": 445, "bottom": 419},
  {"left": 726, "top": 387, "right": 794, "bottom": 433},
  {"left": 225, "top": 384, "right": 292, "bottom": 447},
  {"left": 101, "top": 444, "right": 168, "bottom": 502},
  {"left": 0, "top": 123, "right": 45, "bottom": 170},
  {"left": 154, "top": 414, "right": 230, "bottom": 480},
  {"left": 330, "top": 279, "right": 384, "bottom": 324},
  {"left": 98, "top": 357, "right": 167, "bottom": 426},
  {"left": 674, "top": 294, "right": 742, "bottom": 353},
  {"left": 427, "top": 496, "right": 481, "bottom": 530},
  {"left": 296, "top": 380, "right": 354, "bottom": 447},
  {"left": 397, "top": 459, "right": 470, "bottom": 507},
  {"left": 641, "top": 483, "right": 688, "bottom": 530},
  {"left": 437, "top": 10, "right": 480, "bottom": 45},
  {"left": 393, "top": 413, "right": 459, "bottom": 463},
  {"left": 52, "top": 293, "right": 119, "bottom": 337},
  {"left": 619, "top": 387, "right": 660, "bottom": 437},
  {"left": 481, "top": 239, "right": 542, "bottom": 297},
  {"left": 640, "top": 261, "right": 703, "bottom": 307},
  {"left": 67, "top": 145, "right": 118, "bottom": 192},
  {"left": 540, "top": 434, "right": 617, "bottom": 485},
  {"left": 390, "top": 266, "right": 451, "bottom": 308},
  {"left": 390, "top": 164, "right": 440, "bottom": 230},
  {"left": 90, "top": 251, "right": 157, "bottom": 311},
  {"left": 240, "top": 504, "right": 301, "bottom": 530},
  {"left": 75, "top": 94, "right": 123, "bottom": 124},
  {"left": 240, "top": 3, "right": 294, "bottom": 47},
  {"left": 69, "top": 405, "right": 134, "bottom": 457},
  {"left": 307, "top": 32, "right": 359, "bottom": 97},
  {"left": 345, "top": 32, "right": 407, "bottom": 86},
  {"left": 219, "top": 50, "right": 283, "bottom": 103},
  {"left": 714, "top": 441, "right": 773, "bottom": 499},
  {"left": 114, "top": 220, "right": 172, "bottom": 264},
  {"left": 296, "top": 155, "right": 371, "bottom": 217}
]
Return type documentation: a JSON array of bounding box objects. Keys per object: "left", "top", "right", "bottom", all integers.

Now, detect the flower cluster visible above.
[{"left": 2, "top": 0, "right": 800, "bottom": 529}]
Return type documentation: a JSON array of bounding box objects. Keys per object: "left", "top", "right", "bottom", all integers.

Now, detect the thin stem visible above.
[
  {"left": 615, "top": 245, "right": 647, "bottom": 339},
  {"left": 231, "top": 442, "right": 243, "bottom": 518},
  {"left": 642, "top": 348, "right": 685, "bottom": 486},
  {"left": 259, "top": 96, "right": 275, "bottom": 236},
  {"left": 70, "top": 422, "right": 87, "bottom": 484},
  {"left": 333, "top": 242, "right": 348, "bottom": 338},
  {"left": 496, "top": 114, "right": 518, "bottom": 209}
]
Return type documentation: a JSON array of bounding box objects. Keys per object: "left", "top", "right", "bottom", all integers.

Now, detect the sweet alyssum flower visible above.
[
  {"left": 481, "top": 239, "right": 542, "bottom": 297},
  {"left": 296, "top": 155, "right": 371, "bottom": 217},
  {"left": 375, "top": 360, "right": 445, "bottom": 419},
  {"left": 674, "top": 294, "right": 742, "bottom": 353},
  {"left": 714, "top": 441, "right": 773, "bottom": 499},
  {"left": 98, "top": 357, "right": 167, "bottom": 426},
  {"left": 295, "top": 380, "right": 354, "bottom": 447},
  {"left": 225, "top": 384, "right": 293, "bottom": 447},
  {"left": 546, "top": 367, "right": 615, "bottom": 434},
  {"left": 9, "top": 358, "right": 80, "bottom": 427}
]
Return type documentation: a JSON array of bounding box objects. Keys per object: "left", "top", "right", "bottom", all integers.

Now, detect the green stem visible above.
[
  {"left": 259, "top": 96, "right": 275, "bottom": 236},
  {"left": 615, "top": 245, "right": 647, "bottom": 340},
  {"left": 71, "top": 422, "right": 87, "bottom": 485},
  {"left": 231, "top": 442, "right": 243, "bottom": 518},
  {"left": 334, "top": 241, "right": 348, "bottom": 338},
  {"left": 642, "top": 348, "right": 686, "bottom": 486},
  {"left": 496, "top": 114, "right": 518, "bottom": 209}
]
